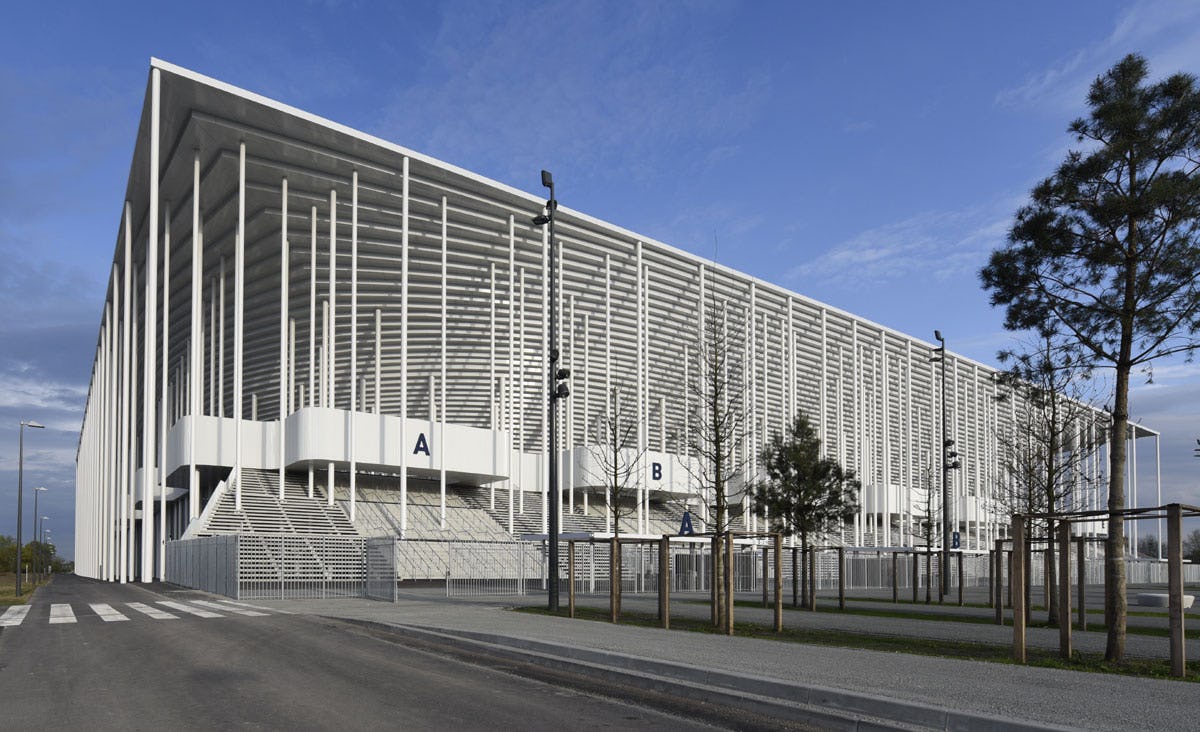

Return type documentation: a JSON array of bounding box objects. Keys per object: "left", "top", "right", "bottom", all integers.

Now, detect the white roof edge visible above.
[{"left": 148, "top": 57, "right": 994, "bottom": 369}]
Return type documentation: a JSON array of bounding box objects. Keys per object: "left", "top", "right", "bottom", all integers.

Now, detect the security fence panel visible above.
[
  {"left": 236, "top": 534, "right": 365, "bottom": 600},
  {"left": 444, "top": 540, "right": 541, "bottom": 596},
  {"left": 365, "top": 537, "right": 398, "bottom": 602},
  {"left": 165, "top": 535, "right": 238, "bottom": 598}
]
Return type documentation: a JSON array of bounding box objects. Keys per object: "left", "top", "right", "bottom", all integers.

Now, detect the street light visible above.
[
  {"left": 930, "top": 332, "right": 961, "bottom": 598},
  {"left": 531, "top": 169, "right": 569, "bottom": 612},
  {"left": 32, "top": 487, "right": 46, "bottom": 581},
  {"left": 15, "top": 419, "right": 44, "bottom": 597}
]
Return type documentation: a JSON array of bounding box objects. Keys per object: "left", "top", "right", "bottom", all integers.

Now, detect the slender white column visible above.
[
  {"left": 129, "top": 263, "right": 138, "bottom": 581},
  {"left": 103, "top": 291, "right": 113, "bottom": 579},
  {"left": 636, "top": 242, "right": 644, "bottom": 534},
  {"left": 1156, "top": 433, "right": 1163, "bottom": 560},
  {"left": 120, "top": 204, "right": 132, "bottom": 583},
  {"left": 308, "top": 205, "right": 316, "bottom": 499},
  {"left": 328, "top": 189, "right": 337, "bottom": 409},
  {"left": 374, "top": 309, "right": 381, "bottom": 413},
  {"left": 321, "top": 300, "right": 328, "bottom": 407},
  {"left": 280, "top": 177, "right": 289, "bottom": 501},
  {"left": 400, "top": 157, "right": 409, "bottom": 537},
  {"left": 490, "top": 261, "right": 496, "bottom": 429},
  {"left": 289, "top": 318, "right": 296, "bottom": 413},
  {"left": 439, "top": 195, "right": 447, "bottom": 529},
  {"left": 140, "top": 68, "right": 161, "bottom": 582},
  {"left": 158, "top": 200, "right": 170, "bottom": 578},
  {"left": 234, "top": 141, "right": 246, "bottom": 510},
  {"left": 349, "top": 170, "right": 358, "bottom": 523},
  {"left": 309, "top": 206, "right": 317, "bottom": 407},
  {"left": 209, "top": 277, "right": 215, "bottom": 417},
  {"left": 519, "top": 267, "right": 526, "bottom": 518},
  {"left": 218, "top": 259, "right": 225, "bottom": 419},
  {"left": 189, "top": 151, "right": 201, "bottom": 518},
  {"left": 507, "top": 215, "right": 516, "bottom": 532}
]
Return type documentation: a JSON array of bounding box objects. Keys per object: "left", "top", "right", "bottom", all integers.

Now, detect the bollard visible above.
[
  {"left": 711, "top": 534, "right": 719, "bottom": 627},
  {"left": 1058, "top": 522, "right": 1071, "bottom": 659},
  {"left": 1012, "top": 515, "right": 1026, "bottom": 663},
  {"left": 809, "top": 547, "right": 817, "bottom": 611},
  {"left": 911, "top": 550, "right": 919, "bottom": 604},
  {"left": 1167, "top": 504, "right": 1185, "bottom": 678},
  {"left": 792, "top": 546, "right": 799, "bottom": 608},
  {"left": 957, "top": 551, "right": 964, "bottom": 607},
  {"left": 659, "top": 535, "right": 670, "bottom": 630},
  {"left": 892, "top": 551, "right": 898, "bottom": 603},
  {"left": 725, "top": 532, "right": 735, "bottom": 635},
  {"left": 1075, "top": 536, "right": 1085, "bottom": 632},
  {"left": 762, "top": 545, "right": 769, "bottom": 608},
  {"left": 838, "top": 546, "right": 845, "bottom": 610},
  {"left": 988, "top": 549, "right": 995, "bottom": 608},
  {"left": 774, "top": 533, "right": 783, "bottom": 632},
  {"left": 994, "top": 540, "right": 1004, "bottom": 626},
  {"left": 569, "top": 541, "right": 576, "bottom": 619}
]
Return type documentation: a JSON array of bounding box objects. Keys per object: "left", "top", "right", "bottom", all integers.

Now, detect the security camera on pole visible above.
[
  {"left": 532, "top": 170, "right": 569, "bottom": 612},
  {"left": 931, "top": 331, "right": 961, "bottom": 598}
]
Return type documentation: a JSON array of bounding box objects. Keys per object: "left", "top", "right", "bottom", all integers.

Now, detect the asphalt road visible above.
[{"left": 0, "top": 576, "right": 734, "bottom": 731}]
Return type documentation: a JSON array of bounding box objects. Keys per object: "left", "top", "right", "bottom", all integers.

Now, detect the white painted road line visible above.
[
  {"left": 89, "top": 603, "right": 130, "bottom": 622},
  {"left": 49, "top": 604, "right": 77, "bottom": 624},
  {"left": 220, "top": 600, "right": 293, "bottom": 614},
  {"left": 157, "top": 600, "right": 223, "bottom": 618},
  {"left": 126, "top": 602, "right": 178, "bottom": 620},
  {"left": 0, "top": 605, "right": 31, "bottom": 627},
  {"left": 190, "top": 600, "right": 267, "bottom": 616}
]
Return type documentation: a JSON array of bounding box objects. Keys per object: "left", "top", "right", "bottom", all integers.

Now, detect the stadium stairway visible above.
[{"left": 191, "top": 468, "right": 358, "bottom": 537}]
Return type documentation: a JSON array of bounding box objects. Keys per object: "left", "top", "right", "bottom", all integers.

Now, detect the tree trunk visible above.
[
  {"left": 1106, "top": 360, "right": 1130, "bottom": 661},
  {"left": 610, "top": 536, "right": 621, "bottom": 622},
  {"left": 1047, "top": 519, "right": 1058, "bottom": 626}
]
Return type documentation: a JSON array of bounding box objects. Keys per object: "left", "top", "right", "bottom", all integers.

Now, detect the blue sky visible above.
[{"left": 4, "top": 0, "right": 1200, "bottom": 561}]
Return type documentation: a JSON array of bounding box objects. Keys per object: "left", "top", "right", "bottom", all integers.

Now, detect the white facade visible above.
[{"left": 73, "top": 60, "right": 1161, "bottom": 582}]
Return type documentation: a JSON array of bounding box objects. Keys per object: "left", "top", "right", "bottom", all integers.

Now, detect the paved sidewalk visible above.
[{"left": 252, "top": 590, "right": 1196, "bottom": 731}]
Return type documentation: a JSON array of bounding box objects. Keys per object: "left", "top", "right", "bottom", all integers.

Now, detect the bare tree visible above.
[
  {"left": 911, "top": 463, "right": 940, "bottom": 604},
  {"left": 686, "top": 296, "right": 748, "bottom": 632},
  {"left": 584, "top": 387, "right": 645, "bottom": 621},
  {"left": 993, "top": 332, "right": 1103, "bottom": 624}
]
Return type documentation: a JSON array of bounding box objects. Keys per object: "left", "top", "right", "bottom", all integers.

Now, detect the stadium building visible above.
[{"left": 73, "top": 60, "right": 1162, "bottom": 585}]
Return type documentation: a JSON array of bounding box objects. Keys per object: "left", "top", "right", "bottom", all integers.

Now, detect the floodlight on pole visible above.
[
  {"left": 531, "top": 168, "right": 568, "bottom": 612},
  {"left": 15, "top": 420, "right": 44, "bottom": 597}
]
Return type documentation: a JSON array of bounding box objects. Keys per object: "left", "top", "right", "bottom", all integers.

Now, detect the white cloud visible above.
[
  {"left": 995, "top": 0, "right": 1200, "bottom": 113},
  {"left": 0, "top": 373, "right": 87, "bottom": 413},
  {"left": 785, "top": 200, "right": 1013, "bottom": 290}
]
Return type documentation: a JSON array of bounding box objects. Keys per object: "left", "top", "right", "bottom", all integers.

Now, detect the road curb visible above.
[{"left": 338, "top": 617, "right": 1078, "bottom": 732}]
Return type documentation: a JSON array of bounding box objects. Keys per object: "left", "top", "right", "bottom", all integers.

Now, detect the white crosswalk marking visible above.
[
  {"left": 89, "top": 603, "right": 129, "bottom": 622},
  {"left": 1, "top": 605, "right": 31, "bottom": 627},
  {"left": 156, "top": 600, "right": 223, "bottom": 618},
  {"left": 189, "top": 600, "right": 266, "bottom": 616},
  {"left": 49, "top": 604, "right": 77, "bottom": 624},
  {"left": 126, "top": 602, "right": 178, "bottom": 620}
]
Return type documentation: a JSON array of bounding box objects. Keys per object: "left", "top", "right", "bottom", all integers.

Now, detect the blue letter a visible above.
[{"left": 413, "top": 432, "right": 431, "bottom": 456}]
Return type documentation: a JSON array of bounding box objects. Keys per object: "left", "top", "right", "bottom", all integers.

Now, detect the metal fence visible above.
[
  {"left": 365, "top": 537, "right": 398, "bottom": 602},
  {"left": 166, "top": 534, "right": 1200, "bottom": 601},
  {"left": 164, "top": 534, "right": 238, "bottom": 598}
]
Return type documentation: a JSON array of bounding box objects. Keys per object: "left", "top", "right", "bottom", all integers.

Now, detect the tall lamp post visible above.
[
  {"left": 15, "top": 419, "right": 44, "bottom": 597},
  {"left": 931, "top": 332, "right": 960, "bottom": 597},
  {"left": 532, "top": 169, "right": 569, "bottom": 612},
  {"left": 32, "top": 487, "right": 46, "bottom": 581}
]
